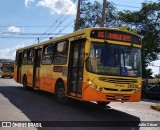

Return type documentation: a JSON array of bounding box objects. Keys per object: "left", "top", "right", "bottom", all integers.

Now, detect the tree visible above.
[
  {"left": 118, "top": 2, "right": 160, "bottom": 78},
  {"left": 145, "top": 68, "right": 153, "bottom": 79},
  {"left": 104, "top": 1, "right": 118, "bottom": 28},
  {"left": 77, "top": 0, "right": 118, "bottom": 29},
  {"left": 154, "top": 74, "right": 160, "bottom": 78},
  {"left": 78, "top": 0, "right": 102, "bottom": 29}
]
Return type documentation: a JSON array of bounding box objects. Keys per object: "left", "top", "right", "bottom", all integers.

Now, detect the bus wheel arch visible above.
[{"left": 54, "top": 79, "right": 67, "bottom": 103}]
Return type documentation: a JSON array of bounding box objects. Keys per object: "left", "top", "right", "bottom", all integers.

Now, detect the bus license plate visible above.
[{"left": 115, "top": 95, "right": 123, "bottom": 99}]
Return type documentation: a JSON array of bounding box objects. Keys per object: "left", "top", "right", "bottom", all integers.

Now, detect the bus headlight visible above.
[
  {"left": 99, "top": 87, "right": 103, "bottom": 91},
  {"left": 88, "top": 81, "right": 92, "bottom": 85}
]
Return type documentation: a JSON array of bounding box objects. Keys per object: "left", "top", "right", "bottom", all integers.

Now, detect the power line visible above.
[
  {"left": 40, "top": 0, "right": 77, "bottom": 35},
  {"left": 37, "top": 0, "right": 77, "bottom": 42},
  {"left": 0, "top": 32, "right": 69, "bottom": 35},
  {"left": 0, "top": 33, "right": 69, "bottom": 39},
  {"left": 55, "top": 16, "right": 76, "bottom": 38},
  {"left": 115, "top": 4, "right": 140, "bottom": 9},
  {"left": 46, "top": 1, "right": 77, "bottom": 34},
  {"left": 0, "top": 26, "right": 73, "bottom": 28},
  {"left": 49, "top": 7, "right": 76, "bottom": 34},
  {"left": 111, "top": 0, "right": 144, "bottom": 5},
  {"left": 0, "top": 37, "right": 50, "bottom": 39}
]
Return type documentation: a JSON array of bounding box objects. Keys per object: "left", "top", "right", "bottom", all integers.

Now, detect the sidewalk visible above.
[{"left": 142, "top": 98, "right": 160, "bottom": 112}]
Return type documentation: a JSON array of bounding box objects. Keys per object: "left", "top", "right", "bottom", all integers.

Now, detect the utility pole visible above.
[
  {"left": 75, "top": 0, "right": 81, "bottom": 31},
  {"left": 101, "top": 0, "right": 106, "bottom": 27}
]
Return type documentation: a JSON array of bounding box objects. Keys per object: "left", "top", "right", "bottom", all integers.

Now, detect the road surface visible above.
[{"left": 0, "top": 78, "right": 160, "bottom": 130}]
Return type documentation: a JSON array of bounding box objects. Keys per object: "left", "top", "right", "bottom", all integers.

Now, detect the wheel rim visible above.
[{"left": 58, "top": 88, "right": 64, "bottom": 98}]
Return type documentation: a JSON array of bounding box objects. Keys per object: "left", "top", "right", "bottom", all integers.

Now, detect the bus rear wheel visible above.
[{"left": 55, "top": 82, "right": 67, "bottom": 104}]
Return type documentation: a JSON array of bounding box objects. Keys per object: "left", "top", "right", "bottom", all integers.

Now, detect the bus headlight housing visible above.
[
  {"left": 99, "top": 87, "right": 103, "bottom": 91},
  {"left": 94, "top": 84, "right": 98, "bottom": 89}
]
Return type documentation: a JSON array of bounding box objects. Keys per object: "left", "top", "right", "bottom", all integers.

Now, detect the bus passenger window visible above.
[
  {"left": 27, "top": 48, "right": 34, "bottom": 64},
  {"left": 22, "top": 50, "right": 27, "bottom": 65},
  {"left": 41, "top": 44, "right": 54, "bottom": 65},
  {"left": 53, "top": 41, "right": 68, "bottom": 65}
]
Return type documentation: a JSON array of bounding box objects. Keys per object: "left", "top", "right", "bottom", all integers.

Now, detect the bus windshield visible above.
[
  {"left": 2, "top": 66, "right": 14, "bottom": 72},
  {"left": 87, "top": 42, "right": 142, "bottom": 77}
]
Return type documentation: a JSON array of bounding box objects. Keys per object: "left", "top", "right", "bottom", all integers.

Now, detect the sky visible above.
[{"left": 0, "top": 0, "right": 159, "bottom": 75}]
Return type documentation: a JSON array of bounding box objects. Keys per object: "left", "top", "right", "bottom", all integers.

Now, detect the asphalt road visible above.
[{"left": 0, "top": 78, "right": 160, "bottom": 130}]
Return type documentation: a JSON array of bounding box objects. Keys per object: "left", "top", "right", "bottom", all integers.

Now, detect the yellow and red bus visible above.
[
  {"left": 0, "top": 63, "right": 14, "bottom": 78},
  {"left": 14, "top": 28, "right": 142, "bottom": 106}
]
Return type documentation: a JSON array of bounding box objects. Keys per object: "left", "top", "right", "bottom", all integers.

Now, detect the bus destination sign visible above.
[
  {"left": 108, "top": 33, "right": 131, "bottom": 42},
  {"left": 90, "top": 30, "right": 141, "bottom": 44}
]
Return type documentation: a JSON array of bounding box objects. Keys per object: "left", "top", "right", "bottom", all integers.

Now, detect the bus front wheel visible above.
[{"left": 55, "top": 82, "right": 67, "bottom": 104}]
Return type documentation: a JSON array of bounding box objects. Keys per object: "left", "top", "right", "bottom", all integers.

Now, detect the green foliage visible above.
[
  {"left": 78, "top": 0, "right": 118, "bottom": 29},
  {"left": 154, "top": 74, "right": 160, "bottom": 78},
  {"left": 78, "top": 0, "right": 102, "bottom": 29},
  {"left": 118, "top": 26, "right": 138, "bottom": 33},
  {"left": 118, "top": 2, "right": 160, "bottom": 78},
  {"left": 144, "top": 68, "right": 153, "bottom": 79},
  {"left": 118, "top": 2, "right": 160, "bottom": 59}
]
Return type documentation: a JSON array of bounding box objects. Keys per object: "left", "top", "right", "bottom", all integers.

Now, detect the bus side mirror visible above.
[{"left": 84, "top": 38, "right": 91, "bottom": 61}]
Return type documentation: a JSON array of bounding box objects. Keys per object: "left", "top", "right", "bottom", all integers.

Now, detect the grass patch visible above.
[{"left": 151, "top": 104, "right": 160, "bottom": 111}]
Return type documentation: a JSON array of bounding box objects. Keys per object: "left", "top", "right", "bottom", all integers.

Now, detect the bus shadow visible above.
[
  {"left": 0, "top": 86, "right": 141, "bottom": 130},
  {"left": 141, "top": 98, "right": 160, "bottom": 103}
]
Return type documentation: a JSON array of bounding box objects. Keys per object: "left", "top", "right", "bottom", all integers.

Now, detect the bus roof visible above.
[{"left": 16, "top": 27, "right": 141, "bottom": 51}]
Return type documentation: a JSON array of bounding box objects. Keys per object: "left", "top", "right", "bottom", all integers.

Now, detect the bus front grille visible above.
[
  {"left": 121, "top": 89, "right": 133, "bottom": 92},
  {"left": 104, "top": 88, "right": 133, "bottom": 92},
  {"left": 99, "top": 77, "right": 137, "bottom": 84},
  {"left": 104, "top": 88, "right": 118, "bottom": 91},
  {"left": 106, "top": 95, "right": 130, "bottom": 101}
]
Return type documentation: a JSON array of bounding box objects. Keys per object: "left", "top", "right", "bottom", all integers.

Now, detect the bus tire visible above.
[
  {"left": 55, "top": 82, "right": 67, "bottom": 104},
  {"left": 23, "top": 76, "right": 28, "bottom": 89}
]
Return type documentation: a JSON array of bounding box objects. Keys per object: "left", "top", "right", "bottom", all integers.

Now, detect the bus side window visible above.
[
  {"left": 41, "top": 43, "right": 54, "bottom": 65},
  {"left": 27, "top": 48, "right": 34, "bottom": 64},
  {"left": 22, "top": 50, "right": 27, "bottom": 65},
  {"left": 53, "top": 40, "right": 68, "bottom": 65}
]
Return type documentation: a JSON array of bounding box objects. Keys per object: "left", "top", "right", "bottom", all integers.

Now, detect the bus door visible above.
[
  {"left": 68, "top": 39, "right": 85, "bottom": 98},
  {"left": 33, "top": 48, "right": 42, "bottom": 88},
  {"left": 17, "top": 52, "right": 22, "bottom": 83}
]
